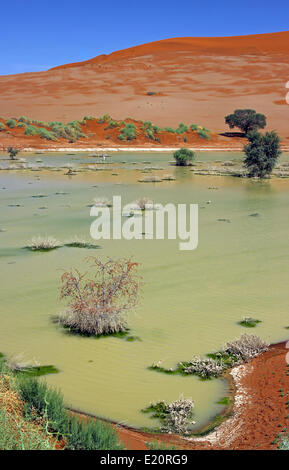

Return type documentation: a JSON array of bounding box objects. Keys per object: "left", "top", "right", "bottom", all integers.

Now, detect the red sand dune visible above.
[{"left": 0, "top": 31, "right": 289, "bottom": 140}]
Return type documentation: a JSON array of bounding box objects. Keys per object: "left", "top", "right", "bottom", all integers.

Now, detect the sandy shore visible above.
[
  {"left": 71, "top": 341, "right": 289, "bottom": 450},
  {"left": 17, "top": 146, "right": 289, "bottom": 153}
]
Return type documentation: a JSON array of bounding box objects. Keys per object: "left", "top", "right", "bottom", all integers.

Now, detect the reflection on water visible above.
[{"left": 0, "top": 151, "right": 288, "bottom": 429}]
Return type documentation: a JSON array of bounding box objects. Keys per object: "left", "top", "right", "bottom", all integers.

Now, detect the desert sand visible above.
[{"left": 0, "top": 32, "right": 289, "bottom": 141}]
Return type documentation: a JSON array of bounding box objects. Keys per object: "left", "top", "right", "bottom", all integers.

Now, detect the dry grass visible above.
[{"left": 27, "top": 236, "right": 62, "bottom": 251}]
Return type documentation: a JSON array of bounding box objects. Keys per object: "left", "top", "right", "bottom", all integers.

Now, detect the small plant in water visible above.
[
  {"left": 59, "top": 257, "right": 141, "bottom": 336},
  {"left": 27, "top": 236, "right": 62, "bottom": 251},
  {"left": 93, "top": 197, "right": 111, "bottom": 207},
  {"left": 239, "top": 317, "right": 262, "bottom": 328},
  {"left": 143, "top": 395, "right": 195, "bottom": 435},
  {"left": 65, "top": 236, "right": 99, "bottom": 249},
  {"left": 134, "top": 196, "right": 153, "bottom": 210},
  {"left": 180, "top": 357, "right": 227, "bottom": 379}
]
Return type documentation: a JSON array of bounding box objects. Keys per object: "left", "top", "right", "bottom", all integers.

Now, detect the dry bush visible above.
[
  {"left": 149, "top": 395, "right": 195, "bottom": 435},
  {"left": 59, "top": 257, "right": 141, "bottom": 336},
  {"left": 6, "top": 354, "right": 40, "bottom": 372},
  {"left": 93, "top": 197, "right": 111, "bottom": 207},
  {"left": 27, "top": 236, "right": 61, "bottom": 251},
  {"left": 223, "top": 333, "right": 269, "bottom": 362},
  {"left": 134, "top": 197, "right": 153, "bottom": 210},
  {"left": 181, "top": 357, "right": 227, "bottom": 378}
]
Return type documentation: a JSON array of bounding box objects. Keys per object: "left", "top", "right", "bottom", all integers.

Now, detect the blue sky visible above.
[{"left": 1, "top": 0, "right": 288, "bottom": 75}]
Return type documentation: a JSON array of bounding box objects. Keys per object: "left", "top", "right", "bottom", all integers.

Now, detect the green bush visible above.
[
  {"left": 6, "top": 119, "right": 17, "bottom": 128},
  {"left": 190, "top": 124, "right": 199, "bottom": 131},
  {"left": 197, "top": 129, "right": 210, "bottom": 139},
  {"left": 164, "top": 127, "right": 176, "bottom": 133},
  {"left": 176, "top": 123, "right": 188, "bottom": 135},
  {"left": 24, "top": 125, "right": 39, "bottom": 136},
  {"left": 118, "top": 123, "right": 136, "bottom": 141},
  {"left": 244, "top": 130, "right": 281, "bottom": 177},
  {"left": 0, "top": 122, "right": 6, "bottom": 131},
  {"left": 173, "top": 148, "right": 195, "bottom": 166}
]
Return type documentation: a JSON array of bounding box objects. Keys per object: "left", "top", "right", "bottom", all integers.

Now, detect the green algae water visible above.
[{"left": 0, "top": 151, "right": 288, "bottom": 430}]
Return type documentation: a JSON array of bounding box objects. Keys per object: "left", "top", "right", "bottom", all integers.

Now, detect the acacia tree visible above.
[
  {"left": 59, "top": 257, "right": 141, "bottom": 336},
  {"left": 243, "top": 130, "right": 281, "bottom": 177},
  {"left": 225, "top": 109, "right": 266, "bottom": 135}
]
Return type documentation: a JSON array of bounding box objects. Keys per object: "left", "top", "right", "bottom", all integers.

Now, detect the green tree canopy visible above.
[
  {"left": 243, "top": 130, "right": 281, "bottom": 177},
  {"left": 173, "top": 148, "right": 195, "bottom": 166},
  {"left": 225, "top": 109, "right": 266, "bottom": 135}
]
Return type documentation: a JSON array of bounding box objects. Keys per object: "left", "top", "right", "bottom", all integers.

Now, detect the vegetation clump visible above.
[
  {"left": 173, "top": 148, "right": 195, "bottom": 166},
  {"left": 27, "top": 236, "right": 62, "bottom": 251},
  {"left": 59, "top": 257, "right": 141, "bottom": 336},
  {"left": 149, "top": 334, "right": 269, "bottom": 379},
  {"left": 118, "top": 123, "right": 137, "bottom": 141},
  {"left": 239, "top": 317, "right": 262, "bottom": 328},
  {"left": 143, "top": 395, "right": 195, "bottom": 435},
  {"left": 180, "top": 357, "right": 227, "bottom": 379},
  {"left": 7, "top": 146, "right": 20, "bottom": 160},
  {"left": 244, "top": 130, "right": 281, "bottom": 178}
]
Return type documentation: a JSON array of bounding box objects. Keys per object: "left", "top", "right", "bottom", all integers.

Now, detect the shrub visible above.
[
  {"left": 144, "top": 395, "right": 195, "bottom": 434},
  {"left": 164, "top": 127, "right": 176, "bottom": 133},
  {"left": 176, "top": 123, "right": 188, "bottom": 135},
  {"left": 27, "top": 236, "right": 62, "bottom": 251},
  {"left": 118, "top": 123, "right": 136, "bottom": 141},
  {"left": 97, "top": 114, "right": 111, "bottom": 123},
  {"left": 173, "top": 148, "right": 195, "bottom": 166},
  {"left": 0, "top": 122, "right": 6, "bottom": 131},
  {"left": 279, "top": 436, "right": 289, "bottom": 450},
  {"left": 24, "top": 125, "right": 39, "bottom": 136},
  {"left": 223, "top": 333, "right": 269, "bottom": 362},
  {"left": 6, "top": 119, "right": 16, "bottom": 128},
  {"left": 93, "top": 197, "right": 111, "bottom": 207},
  {"left": 197, "top": 129, "right": 210, "bottom": 139},
  {"left": 38, "top": 128, "right": 57, "bottom": 141},
  {"left": 190, "top": 124, "right": 199, "bottom": 131},
  {"left": 180, "top": 357, "right": 227, "bottom": 379},
  {"left": 59, "top": 257, "right": 141, "bottom": 336},
  {"left": 239, "top": 317, "right": 261, "bottom": 328},
  {"left": 7, "top": 147, "right": 20, "bottom": 160},
  {"left": 134, "top": 196, "right": 153, "bottom": 210},
  {"left": 244, "top": 130, "right": 281, "bottom": 178}
]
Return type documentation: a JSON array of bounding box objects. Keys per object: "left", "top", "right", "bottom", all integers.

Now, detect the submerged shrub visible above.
[
  {"left": 173, "top": 148, "right": 195, "bottom": 166},
  {"left": 144, "top": 395, "right": 195, "bottom": 435},
  {"left": 222, "top": 333, "right": 269, "bottom": 362},
  {"left": 134, "top": 196, "right": 153, "bottom": 210},
  {"left": 93, "top": 197, "right": 111, "bottom": 207},
  {"left": 59, "top": 257, "right": 141, "bottom": 336},
  {"left": 27, "top": 236, "right": 62, "bottom": 251},
  {"left": 239, "top": 317, "right": 262, "bottom": 328},
  {"left": 180, "top": 357, "right": 227, "bottom": 379}
]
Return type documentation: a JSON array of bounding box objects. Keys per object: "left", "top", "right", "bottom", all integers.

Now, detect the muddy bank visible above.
[{"left": 71, "top": 342, "right": 289, "bottom": 450}]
